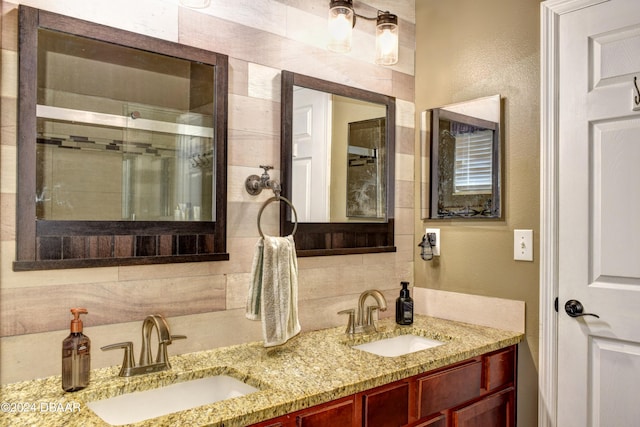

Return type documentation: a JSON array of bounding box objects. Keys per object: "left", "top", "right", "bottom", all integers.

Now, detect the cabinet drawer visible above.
[
  {"left": 483, "top": 346, "right": 515, "bottom": 392},
  {"left": 418, "top": 360, "right": 482, "bottom": 418},
  {"left": 362, "top": 381, "right": 409, "bottom": 427},
  {"left": 452, "top": 387, "right": 514, "bottom": 427},
  {"left": 296, "top": 397, "right": 355, "bottom": 427}
]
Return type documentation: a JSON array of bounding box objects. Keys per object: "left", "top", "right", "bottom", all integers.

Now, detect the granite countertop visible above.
[{"left": 0, "top": 315, "right": 523, "bottom": 427}]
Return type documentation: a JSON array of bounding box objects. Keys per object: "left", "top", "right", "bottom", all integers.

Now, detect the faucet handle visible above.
[
  {"left": 101, "top": 341, "right": 135, "bottom": 376},
  {"left": 338, "top": 309, "right": 356, "bottom": 335},
  {"left": 169, "top": 334, "right": 187, "bottom": 343}
]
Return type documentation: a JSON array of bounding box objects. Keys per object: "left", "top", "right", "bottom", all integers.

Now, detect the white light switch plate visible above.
[{"left": 514, "top": 229, "right": 533, "bottom": 261}]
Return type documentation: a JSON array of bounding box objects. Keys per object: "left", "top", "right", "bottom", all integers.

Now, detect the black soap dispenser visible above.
[{"left": 395, "top": 281, "right": 414, "bottom": 325}]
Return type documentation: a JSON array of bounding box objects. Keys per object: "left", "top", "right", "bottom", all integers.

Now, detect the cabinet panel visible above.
[
  {"left": 483, "top": 347, "right": 515, "bottom": 392},
  {"left": 249, "top": 416, "right": 290, "bottom": 427},
  {"left": 452, "top": 387, "right": 514, "bottom": 427},
  {"left": 296, "top": 397, "right": 356, "bottom": 427},
  {"left": 363, "top": 381, "right": 409, "bottom": 427},
  {"left": 418, "top": 360, "right": 482, "bottom": 419},
  {"left": 414, "top": 414, "right": 446, "bottom": 427}
]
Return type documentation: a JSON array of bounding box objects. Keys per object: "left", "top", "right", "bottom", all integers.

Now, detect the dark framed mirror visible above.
[
  {"left": 281, "top": 71, "right": 396, "bottom": 256},
  {"left": 421, "top": 95, "right": 502, "bottom": 219},
  {"left": 14, "top": 6, "right": 229, "bottom": 270}
]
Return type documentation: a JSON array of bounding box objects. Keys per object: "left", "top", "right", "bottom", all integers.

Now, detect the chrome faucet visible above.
[
  {"left": 102, "top": 314, "right": 186, "bottom": 377},
  {"left": 338, "top": 289, "right": 388, "bottom": 335}
]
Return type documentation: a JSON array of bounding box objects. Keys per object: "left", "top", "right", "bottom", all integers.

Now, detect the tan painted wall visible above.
[{"left": 415, "top": 1, "right": 541, "bottom": 425}]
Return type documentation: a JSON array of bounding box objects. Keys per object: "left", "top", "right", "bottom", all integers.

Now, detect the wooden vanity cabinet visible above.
[
  {"left": 416, "top": 346, "right": 517, "bottom": 427},
  {"left": 249, "top": 345, "right": 516, "bottom": 427}
]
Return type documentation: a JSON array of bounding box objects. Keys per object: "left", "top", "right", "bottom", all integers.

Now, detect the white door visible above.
[
  {"left": 292, "top": 87, "right": 331, "bottom": 222},
  {"left": 556, "top": 0, "right": 640, "bottom": 425}
]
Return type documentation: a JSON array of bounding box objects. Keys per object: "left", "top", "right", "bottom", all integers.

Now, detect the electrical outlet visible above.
[
  {"left": 425, "top": 228, "right": 440, "bottom": 256},
  {"left": 514, "top": 229, "right": 533, "bottom": 261}
]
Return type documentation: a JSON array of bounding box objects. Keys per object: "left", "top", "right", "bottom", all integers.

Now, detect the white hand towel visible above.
[{"left": 246, "top": 235, "right": 301, "bottom": 347}]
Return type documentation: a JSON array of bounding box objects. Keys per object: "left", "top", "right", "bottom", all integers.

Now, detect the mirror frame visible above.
[
  {"left": 280, "top": 71, "right": 396, "bottom": 256},
  {"left": 14, "top": 6, "right": 229, "bottom": 270}
]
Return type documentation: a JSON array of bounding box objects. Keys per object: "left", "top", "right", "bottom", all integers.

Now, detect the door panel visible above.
[
  {"left": 557, "top": 0, "right": 640, "bottom": 425},
  {"left": 291, "top": 87, "right": 330, "bottom": 222},
  {"left": 589, "top": 338, "right": 640, "bottom": 425},
  {"left": 592, "top": 119, "right": 640, "bottom": 281}
]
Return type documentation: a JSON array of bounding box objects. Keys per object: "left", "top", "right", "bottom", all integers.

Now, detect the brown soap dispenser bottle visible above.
[{"left": 62, "top": 308, "right": 91, "bottom": 392}]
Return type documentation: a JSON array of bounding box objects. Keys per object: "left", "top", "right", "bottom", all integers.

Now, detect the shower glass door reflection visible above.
[{"left": 36, "top": 28, "right": 216, "bottom": 222}]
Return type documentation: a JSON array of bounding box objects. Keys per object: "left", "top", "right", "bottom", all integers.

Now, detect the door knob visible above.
[{"left": 564, "top": 299, "right": 600, "bottom": 318}]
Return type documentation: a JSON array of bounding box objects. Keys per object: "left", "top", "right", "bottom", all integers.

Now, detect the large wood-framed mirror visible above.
[
  {"left": 14, "top": 6, "right": 229, "bottom": 270},
  {"left": 280, "top": 71, "right": 396, "bottom": 256}
]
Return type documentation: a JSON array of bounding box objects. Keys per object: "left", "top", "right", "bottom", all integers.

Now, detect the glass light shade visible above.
[
  {"left": 179, "top": 0, "right": 210, "bottom": 8},
  {"left": 328, "top": 3, "right": 354, "bottom": 53},
  {"left": 375, "top": 13, "right": 398, "bottom": 65}
]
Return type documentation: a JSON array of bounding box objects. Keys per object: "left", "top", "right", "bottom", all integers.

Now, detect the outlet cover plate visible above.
[{"left": 425, "top": 228, "right": 440, "bottom": 256}]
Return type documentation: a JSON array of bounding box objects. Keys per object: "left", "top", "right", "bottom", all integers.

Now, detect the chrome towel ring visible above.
[{"left": 257, "top": 196, "right": 298, "bottom": 238}]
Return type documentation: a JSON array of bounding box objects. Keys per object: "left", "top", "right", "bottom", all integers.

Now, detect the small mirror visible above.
[
  {"left": 421, "top": 95, "right": 502, "bottom": 219},
  {"left": 281, "top": 71, "right": 396, "bottom": 256}
]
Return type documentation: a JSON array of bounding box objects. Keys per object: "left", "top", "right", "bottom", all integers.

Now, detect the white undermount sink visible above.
[
  {"left": 87, "top": 375, "right": 259, "bottom": 426},
  {"left": 352, "top": 334, "right": 444, "bottom": 357}
]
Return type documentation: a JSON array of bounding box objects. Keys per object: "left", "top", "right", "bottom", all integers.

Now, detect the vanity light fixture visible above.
[{"left": 327, "top": 0, "right": 399, "bottom": 65}]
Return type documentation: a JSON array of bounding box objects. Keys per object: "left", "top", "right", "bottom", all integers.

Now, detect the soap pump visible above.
[
  {"left": 395, "top": 281, "right": 414, "bottom": 325},
  {"left": 62, "top": 308, "right": 91, "bottom": 392}
]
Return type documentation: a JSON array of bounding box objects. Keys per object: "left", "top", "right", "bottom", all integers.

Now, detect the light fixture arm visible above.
[{"left": 354, "top": 10, "right": 391, "bottom": 22}]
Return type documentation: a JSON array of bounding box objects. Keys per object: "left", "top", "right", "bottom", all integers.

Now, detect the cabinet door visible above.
[
  {"left": 362, "top": 381, "right": 409, "bottom": 427},
  {"left": 482, "top": 347, "right": 516, "bottom": 393},
  {"left": 452, "top": 387, "right": 514, "bottom": 427},
  {"left": 296, "top": 397, "right": 356, "bottom": 427},
  {"left": 418, "top": 360, "right": 482, "bottom": 419}
]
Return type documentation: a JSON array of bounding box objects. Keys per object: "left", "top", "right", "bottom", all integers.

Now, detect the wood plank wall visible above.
[{"left": 0, "top": 0, "right": 415, "bottom": 383}]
